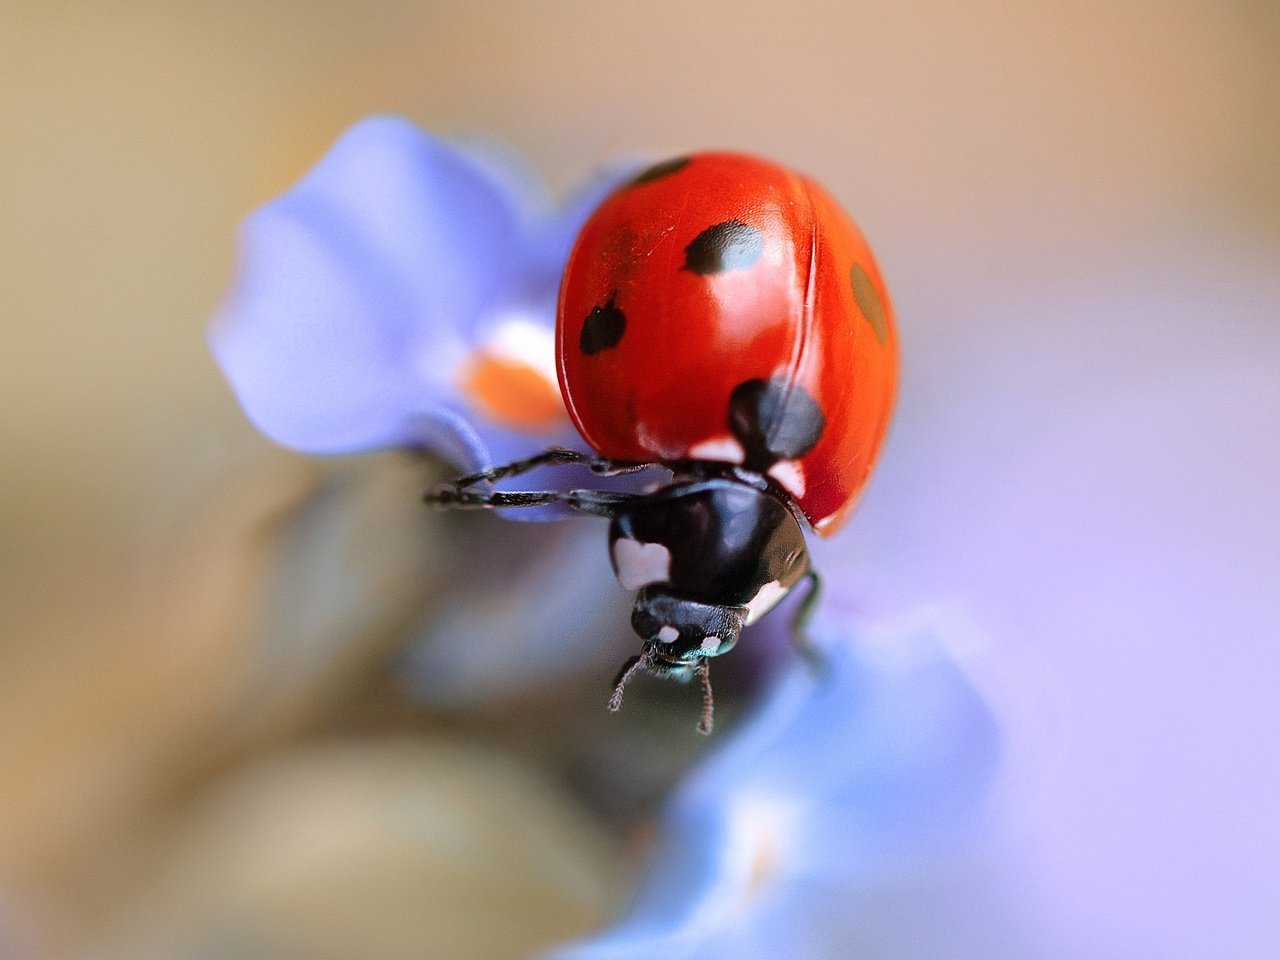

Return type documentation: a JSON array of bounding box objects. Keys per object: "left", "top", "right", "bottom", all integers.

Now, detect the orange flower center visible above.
[{"left": 460, "top": 350, "right": 566, "bottom": 432}]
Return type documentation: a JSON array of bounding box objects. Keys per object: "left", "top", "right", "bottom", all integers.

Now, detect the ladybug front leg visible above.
[
  {"left": 444, "top": 447, "right": 593, "bottom": 489},
  {"left": 442, "top": 446, "right": 658, "bottom": 492},
  {"left": 789, "top": 569, "right": 827, "bottom": 674},
  {"left": 424, "top": 485, "right": 640, "bottom": 520}
]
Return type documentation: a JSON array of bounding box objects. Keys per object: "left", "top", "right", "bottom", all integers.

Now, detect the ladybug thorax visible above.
[{"left": 608, "top": 478, "right": 809, "bottom": 665}]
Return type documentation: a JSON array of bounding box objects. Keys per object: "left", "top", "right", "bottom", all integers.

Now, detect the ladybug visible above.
[{"left": 428, "top": 152, "right": 897, "bottom": 732}]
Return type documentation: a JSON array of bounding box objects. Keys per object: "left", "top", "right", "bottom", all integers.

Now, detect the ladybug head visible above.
[
  {"left": 630, "top": 586, "right": 745, "bottom": 667},
  {"left": 607, "top": 587, "right": 745, "bottom": 734}
]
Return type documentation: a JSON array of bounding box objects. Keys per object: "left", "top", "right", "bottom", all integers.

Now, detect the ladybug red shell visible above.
[{"left": 557, "top": 152, "right": 897, "bottom": 535}]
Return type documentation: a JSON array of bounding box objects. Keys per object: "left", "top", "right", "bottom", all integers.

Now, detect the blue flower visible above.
[
  {"left": 209, "top": 116, "right": 632, "bottom": 472},
  {"left": 545, "top": 604, "right": 1006, "bottom": 960},
  {"left": 208, "top": 119, "right": 1018, "bottom": 954}
]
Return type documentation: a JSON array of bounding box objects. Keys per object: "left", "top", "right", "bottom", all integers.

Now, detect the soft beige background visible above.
[{"left": 2, "top": 2, "right": 1277, "bottom": 957}]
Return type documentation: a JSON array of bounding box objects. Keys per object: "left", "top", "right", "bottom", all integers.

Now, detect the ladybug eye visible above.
[{"left": 630, "top": 603, "right": 661, "bottom": 640}]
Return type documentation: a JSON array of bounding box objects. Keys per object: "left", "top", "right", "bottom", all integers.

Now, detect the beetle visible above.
[{"left": 427, "top": 152, "right": 897, "bottom": 732}]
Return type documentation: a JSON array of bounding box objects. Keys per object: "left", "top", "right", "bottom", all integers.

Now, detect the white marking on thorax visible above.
[
  {"left": 768, "top": 460, "right": 806, "bottom": 498},
  {"left": 688, "top": 435, "right": 746, "bottom": 464},
  {"left": 612, "top": 539, "right": 673, "bottom": 591},
  {"left": 657, "top": 625, "right": 679, "bottom": 644},
  {"left": 743, "top": 579, "right": 789, "bottom": 625},
  {"left": 700, "top": 635, "right": 721, "bottom": 654}
]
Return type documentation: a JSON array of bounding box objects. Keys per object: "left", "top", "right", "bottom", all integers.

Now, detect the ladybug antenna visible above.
[
  {"left": 696, "top": 658, "right": 715, "bottom": 735},
  {"left": 608, "top": 654, "right": 645, "bottom": 713}
]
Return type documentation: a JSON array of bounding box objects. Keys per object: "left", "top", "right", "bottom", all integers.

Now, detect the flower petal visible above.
[
  {"left": 209, "top": 116, "right": 535, "bottom": 454},
  {"left": 546, "top": 606, "right": 1004, "bottom": 960}
]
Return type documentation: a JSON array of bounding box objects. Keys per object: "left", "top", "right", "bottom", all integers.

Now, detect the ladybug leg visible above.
[
  {"left": 562, "top": 489, "right": 644, "bottom": 519},
  {"left": 444, "top": 447, "right": 595, "bottom": 489},
  {"left": 607, "top": 654, "right": 645, "bottom": 712},
  {"left": 439, "top": 447, "right": 659, "bottom": 491},
  {"left": 789, "top": 569, "right": 827, "bottom": 674},
  {"left": 696, "top": 659, "right": 715, "bottom": 735},
  {"left": 587, "top": 457, "right": 660, "bottom": 477},
  {"left": 425, "top": 484, "right": 639, "bottom": 519}
]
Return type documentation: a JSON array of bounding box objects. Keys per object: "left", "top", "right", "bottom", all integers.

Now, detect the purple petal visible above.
[
  {"left": 209, "top": 116, "right": 536, "bottom": 454},
  {"left": 546, "top": 606, "right": 1006, "bottom": 960}
]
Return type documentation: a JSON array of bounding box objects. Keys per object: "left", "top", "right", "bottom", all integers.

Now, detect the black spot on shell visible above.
[
  {"left": 851, "top": 263, "right": 888, "bottom": 344},
  {"left": 580, "top": 293, "right": 626, "bottom": 356},
  {"left": 628, "top": 156, "right": 691, "bottom": 187},
  {"left": 727, "top": 376, "right": 826, "bottom": 468},
  {"left": 683, "top": 220, "right": 764, "bottom": 275}
]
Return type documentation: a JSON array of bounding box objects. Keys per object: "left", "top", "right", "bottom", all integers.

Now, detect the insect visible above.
[{"left": 427, "top": 152, "right": 897, "bottom": 732}]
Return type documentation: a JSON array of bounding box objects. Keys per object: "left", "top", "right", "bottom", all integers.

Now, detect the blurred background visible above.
[{"left": 2, "top": 1, "right": 1278, "bottom": 957}]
